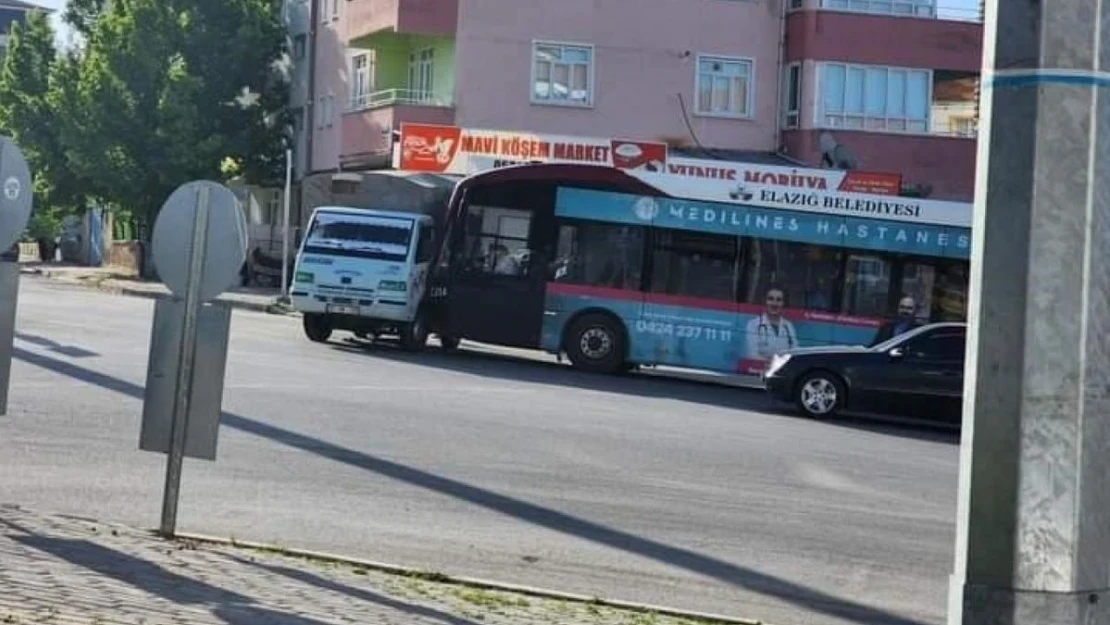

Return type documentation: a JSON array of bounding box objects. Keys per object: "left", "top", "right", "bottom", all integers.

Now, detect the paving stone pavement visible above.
[{"left": 0, "top": 505, "right": 735, "bottom": 625}]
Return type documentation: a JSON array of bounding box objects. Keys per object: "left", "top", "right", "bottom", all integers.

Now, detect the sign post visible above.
[
  {"left": 160, "top": 184, "right": 210, "bottom": 536},
  {"left": 0, "top": 137, "right": 34, "bottom": 416},
  {"left": 144, "top": 180, "right": 246, "bottom": 537},
  {"left": 280, "top": 148, "right": 292, "bottom": 302}
]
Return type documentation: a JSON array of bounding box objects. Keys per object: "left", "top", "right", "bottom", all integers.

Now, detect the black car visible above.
[{"left": 763, "top": 322, "right": 966, "bottom": 421}]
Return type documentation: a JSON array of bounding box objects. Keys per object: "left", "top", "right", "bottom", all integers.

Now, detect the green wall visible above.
[{"left": 353, "top": 33, "right": 455, "bottom": 105}]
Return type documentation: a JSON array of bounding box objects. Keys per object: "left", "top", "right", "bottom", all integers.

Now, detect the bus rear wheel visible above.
[
  {"left": 303, "top": 314, "right": 332, "bottom": 343},
  {"left": 565, "top": 313, "right": 626, "bottom": 374}
]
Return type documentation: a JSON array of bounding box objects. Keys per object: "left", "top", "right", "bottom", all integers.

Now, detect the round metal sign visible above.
[
  {"left": 152, "top": 180, "right": 247, "bottom": 303},
  {"left": 0, "top": 137, "right": 33, "bottom": 253}
]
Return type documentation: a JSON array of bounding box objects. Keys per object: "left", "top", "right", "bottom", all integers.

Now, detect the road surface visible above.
[{"left": 0, "top": 278, "right": 960, "bottom": 625}]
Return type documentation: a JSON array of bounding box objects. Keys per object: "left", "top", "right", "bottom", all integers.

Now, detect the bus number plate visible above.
[{"left": 328, "top": 304, "right": 360, "bottom": 315}]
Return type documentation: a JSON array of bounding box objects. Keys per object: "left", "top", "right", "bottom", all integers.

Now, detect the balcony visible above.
[
  {"left": 341, "top": 89, "right": 455, "bottom": 168},
  {"left": 785, "top": 7, "right": 982, "bottom": 71},
  {"left": 346, "top": 0, "right": 458, "bottom": 41},
  {"left": 349, "top": 88, "right": 453, "bottom": 112}
]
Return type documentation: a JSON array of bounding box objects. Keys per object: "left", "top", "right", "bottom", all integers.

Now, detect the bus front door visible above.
[{"left": 446, "top": 206, "right": 546, "bottom": 348}]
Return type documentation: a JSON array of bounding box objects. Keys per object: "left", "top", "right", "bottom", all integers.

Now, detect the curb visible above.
[
  {"left": 20, "top": 268, "right": 294, "bottom": 316},
  {"left": 173, "top": 531, "right": 769, "bottom": 625}
]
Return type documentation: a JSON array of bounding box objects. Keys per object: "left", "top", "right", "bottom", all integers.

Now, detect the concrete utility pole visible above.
[{"left": 949, "top": 0, "right": 1110, "bottom": 622}]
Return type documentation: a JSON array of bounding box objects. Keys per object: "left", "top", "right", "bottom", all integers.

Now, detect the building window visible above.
[
  {"left": 318, "top": 0, "right": 329, "bottom": 22},
  {"left": 351, "top": 52, "right": 374, "bottom": 109},
  {"left": 789, "top": 0, "right": 804, "bottom": 8},
  {"left": 820, "top": 0, "right": 935, "bottom": 17},
  {"left": 293, "top": 35, "right": 306, "bottom": 60},
  {"left": 330, "top": 0, "right": 339, "bottom": 20},
  {"left": 783, "top": 63, "right": 801, "bottom": 128},
  {"left": 695, "top": 55, "right": 753, "bottom": 118},
  {"left": 407, "top": 47, "right": 434, "bottom": 102},
  {"left": 951, "top": 116, "right": 977, "bottom": 137},
  {"left": 818, "top": 62, "right": 931, "bottom": 133},
  {"left": 532, "top": 42, "right": 593, "bottom": 107}
]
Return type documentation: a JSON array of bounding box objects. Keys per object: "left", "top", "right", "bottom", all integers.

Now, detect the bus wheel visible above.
[
  {"left": 439, "top": 334, "right": 460, "bottom": 350},
  {"left": 303, "top": 314, "right": 332, "bottom": 343},
  {"left": 400, "top": 314, "right": 429, "bottom": 352},
  {"left": 565, "top": 313, "right": 626, "bottom": 374}
]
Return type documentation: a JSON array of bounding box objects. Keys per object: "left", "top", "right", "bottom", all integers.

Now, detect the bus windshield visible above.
[{"left": 304, "top": 212, "right": 415, "bottom": 262}]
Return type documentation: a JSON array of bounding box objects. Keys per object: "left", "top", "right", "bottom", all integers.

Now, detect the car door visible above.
[{"left": 890, "top": 328, "right": 967, "bottom": 420}]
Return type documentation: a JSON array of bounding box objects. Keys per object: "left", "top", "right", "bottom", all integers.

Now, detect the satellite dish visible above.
[{"left": 819, "top": 132, "right": 859, "bottom": 170}]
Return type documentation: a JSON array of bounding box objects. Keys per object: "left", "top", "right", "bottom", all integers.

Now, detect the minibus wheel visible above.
[
  {"left": 303, "top": 314, "right": 332, "bottom": 343},
  {"left": 400, "top": 313, "right": 429, "bottom": 351}
]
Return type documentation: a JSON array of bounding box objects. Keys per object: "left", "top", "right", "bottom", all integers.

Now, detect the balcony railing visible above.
[
  {"left": 813, "top": 0, "right": 982, "bottom": 22},
  {"left": 348, "top": 88, "right": 453, "bottom": 112}
]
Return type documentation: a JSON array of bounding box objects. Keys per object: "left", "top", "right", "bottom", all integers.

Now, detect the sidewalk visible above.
[
  {"left": 0, "top": 505, "right": 749, "bottom": 625},
  {"left": 19, "top": 263, "right": 292, "bottom": 315}
]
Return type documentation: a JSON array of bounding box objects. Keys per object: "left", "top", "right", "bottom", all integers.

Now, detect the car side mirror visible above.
[{"left": 889, "top": 347, "right": 905, "bottom": 360}]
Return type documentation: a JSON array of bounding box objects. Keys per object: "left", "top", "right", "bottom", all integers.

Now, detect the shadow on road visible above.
[
  {"left": 334, "top": 338, "right": 960, "bottom": 446},
  {"left": 14, "top": 332, "right": 100, "bottom": 358},
  {"left": 12, "top": 345, "right": 932, "bottom": 625}
]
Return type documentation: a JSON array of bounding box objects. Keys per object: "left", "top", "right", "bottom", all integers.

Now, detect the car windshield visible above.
[{"left": 303, "top": 212, "right": 415, "bottom": 262}]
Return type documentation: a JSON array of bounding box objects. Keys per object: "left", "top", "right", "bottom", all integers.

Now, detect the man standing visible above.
[{"left": 870, "top": 296, "right": 922, "bottom": 346}]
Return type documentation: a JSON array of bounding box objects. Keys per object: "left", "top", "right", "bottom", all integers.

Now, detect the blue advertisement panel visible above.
[
  {"left": 542, "top": 285, "right": 881, "bottom": 375},
  {"left": 555, "top": 187, "right": 971, "bottom": 260}
]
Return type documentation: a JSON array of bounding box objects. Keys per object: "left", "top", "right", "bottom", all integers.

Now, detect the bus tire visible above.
[
  {"left": 565, "top": 313, "right": 627, "bottom": 374},
  {"left": 303, "top": 314, "right": 332, "bottom": 343},
  {"left": 794, "top": 370, "right": 846, "bottom": 419},
  {"left": 400, "top": 313, "right": 429, "bottom": 352},
  {"left": 439, "top": 334, "right": 460, "bottom": 350}
]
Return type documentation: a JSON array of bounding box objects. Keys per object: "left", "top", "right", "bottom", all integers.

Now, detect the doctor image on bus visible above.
[{"left": 745, "top": 286, "right": 798, "bottom": 365}]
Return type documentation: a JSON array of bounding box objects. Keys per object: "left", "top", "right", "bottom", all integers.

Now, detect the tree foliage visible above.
[
  {"left": 0, "top": 10, "right": 86, "bottom": 216},
  {"left": 1, "top": 0, "right": 290, "bottom": 229}
]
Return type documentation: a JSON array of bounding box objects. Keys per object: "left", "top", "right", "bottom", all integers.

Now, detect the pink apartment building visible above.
[{"left": 305, "top": 0, "right": 981, "bottom": 200}]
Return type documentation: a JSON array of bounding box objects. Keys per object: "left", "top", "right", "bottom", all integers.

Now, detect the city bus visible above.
[{"left": 423, "top": 163, "right": 971, "bottom": 378}]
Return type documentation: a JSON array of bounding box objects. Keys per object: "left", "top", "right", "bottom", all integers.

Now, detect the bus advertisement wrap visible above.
[
  {"left": 555, "top": 188, "right": 971, "bottom": 260},
  {"left": 542, "top": 283, "right": 881, "bottom": 376},
  {"left": 543, "top": 187, "right": 972, "bottom": 376}
]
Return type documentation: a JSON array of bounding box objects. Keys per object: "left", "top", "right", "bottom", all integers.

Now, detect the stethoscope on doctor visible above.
[{"left": 755, "top": 314, "right": 797, "bottom": 350}]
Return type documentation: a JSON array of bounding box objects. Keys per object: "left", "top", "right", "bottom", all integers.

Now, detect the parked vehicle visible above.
[
  {"left": 762, "top": 322, "right": 966, "bottom": 421},
  {"left": 289, "top": 206, "right": 444, "bottom": 350}
]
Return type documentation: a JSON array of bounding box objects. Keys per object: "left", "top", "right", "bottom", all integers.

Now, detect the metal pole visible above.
[
  {"left": 281, "top": 148, "right": 292, "bottom": 301},
  {"left": 949, "top": 0, "right": 1110, "bottom": 620},
  {"left": 159, "top": 185, "right": 210, "bottom": 538}
]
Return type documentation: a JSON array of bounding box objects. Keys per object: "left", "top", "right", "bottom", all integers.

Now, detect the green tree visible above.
[
  {"left": 0, "top": 10, "right": 87, "bottom": 215},
  {"left": 54, "top": 0, "right": 290, "bottom": 230}
]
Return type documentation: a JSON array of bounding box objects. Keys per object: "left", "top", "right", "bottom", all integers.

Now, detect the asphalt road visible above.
[{"left": 0, "top": 278, "right": 961, "bottom": 625}]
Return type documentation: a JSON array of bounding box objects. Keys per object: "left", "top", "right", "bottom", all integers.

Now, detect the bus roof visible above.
[
  {"left": 311, "top": 206, "right": 431, "bottom": 221},
  {"left": 453, "top": 163, "right": 669, "bottom": 196}
]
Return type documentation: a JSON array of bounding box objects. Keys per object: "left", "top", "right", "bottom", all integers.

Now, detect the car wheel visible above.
[
  {"left": 303, "top": 314, "right": 332, "bottom": 343},
  {"left": 795, "top": 371, "right": 845, "bottom": 418},
  {"left": 565, "top": 313, "right": 626, "bottom": 374},
  {"left": 400, "top": 313, "right": 429, "bottom": 352},
  {"left": 439, "top": 334, "right": 460, "bottom": 351}
]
